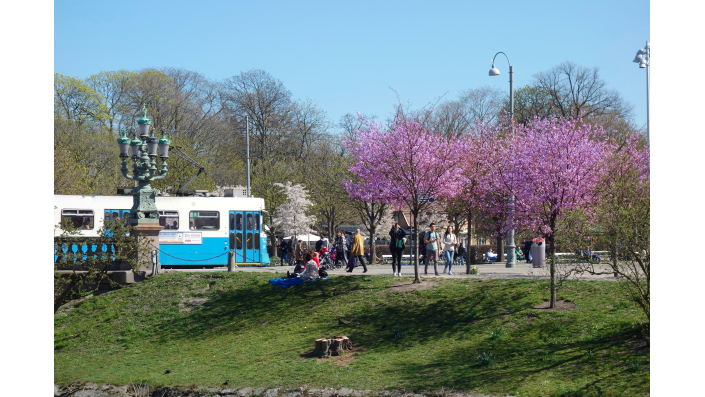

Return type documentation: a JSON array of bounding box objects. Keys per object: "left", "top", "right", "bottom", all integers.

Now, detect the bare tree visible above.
[
  {"left": 433, "top": 85, "right": 503, "bottom": 139},
  {"left": 222, "top": 69, "right": 293, "bottom": 161},
  {"left": 532, "top": 61, "right": 633, "bottom": 121}
]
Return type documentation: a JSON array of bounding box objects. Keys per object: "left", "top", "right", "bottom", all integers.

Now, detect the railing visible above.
[{"left": 54, "top": 237, "right": 120, "bottom": 269}]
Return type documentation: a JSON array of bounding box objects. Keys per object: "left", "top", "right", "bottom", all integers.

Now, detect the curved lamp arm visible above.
[
  {"left": 120, "top": 159, "right": 133, "bottom": 180},
  {"left": 492, "top": 51, "right": 512, "bottom": 68}
]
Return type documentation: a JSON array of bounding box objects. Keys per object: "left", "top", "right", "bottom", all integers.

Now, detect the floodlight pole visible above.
[{"left": 246, "top": 115, "right": 251, "bottom": 197}]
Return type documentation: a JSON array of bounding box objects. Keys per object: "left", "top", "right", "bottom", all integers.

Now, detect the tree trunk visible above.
[
  {"left": 612, "top": 241, "right": 618, "bottom": 277},
  {"left": 413, "top": 209, "right": 420, "bottom": 283},
  {"left": 369, "top": 226, "right": 376, "bottom": 265},
  {"left": 466, "top": 210, "right": 472, "bottom": 274},
  {"left": 497, "top": 235, "right": 504, "bottom": 263},
  {"left": 549, "top": 235, "right": 556, "bottom": 309}
]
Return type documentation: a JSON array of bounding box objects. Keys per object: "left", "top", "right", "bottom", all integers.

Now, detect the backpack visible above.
[{"left": 318, "top": 269, "right": 328, "bottom": 278}]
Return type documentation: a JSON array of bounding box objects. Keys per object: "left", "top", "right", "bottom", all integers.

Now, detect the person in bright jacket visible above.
[{"left": 348, "top": 228, "right": 368, "bottom": 273}]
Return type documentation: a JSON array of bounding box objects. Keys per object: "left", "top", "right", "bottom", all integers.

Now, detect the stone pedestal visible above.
[{"left": 134, "top": 223, "right": 164, "bottom": 274}]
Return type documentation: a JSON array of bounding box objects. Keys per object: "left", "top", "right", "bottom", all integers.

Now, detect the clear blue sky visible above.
[{"left": 54, "top": 0, "right": 650, "bottom": 128}]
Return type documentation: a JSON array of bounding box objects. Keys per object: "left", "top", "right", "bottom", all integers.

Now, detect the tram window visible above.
[
  {"left": 255, "top": 233, "right": 260, "bottom": 249},
  {"left": 61, "top": 209, "right": 94, "bottom": 230},
  {"left": 236, "top": 232, "right": 243, "bottom": 250},
  {"left": 189, "top": 211, "right": 219, "bottom": 230},
  {"left": 255, "top": 214, "right": 260, "bottom": 231},
  {"left": 235, "top": 213, "right": 243, "bottom": 230},
  {"left": 159, "top": 211, "right": 179, "bottom": 230},
  {"left": 247, "top": 232, "right": 254, "bottom": 249},
  {"left": 229, "top": 213, "right": 235, "bottom": 230},
  {"left": 247, "top": 213, "right": 254, "bottom": 231}
]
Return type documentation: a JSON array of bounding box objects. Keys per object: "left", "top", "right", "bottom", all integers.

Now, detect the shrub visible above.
[{"left": 476, "top": 351, "right": 496, "bottom": 366}]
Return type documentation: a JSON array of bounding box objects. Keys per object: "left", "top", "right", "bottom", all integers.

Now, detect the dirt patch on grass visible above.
[
  {"left": 532, "top": 299, "right": 577, "bottom": 312},
  {"left": 386, "top": 280, "right": 439, "bottom": 292},
  {"left": 179, "top": 297, "right": 209, "bottom": 311}
]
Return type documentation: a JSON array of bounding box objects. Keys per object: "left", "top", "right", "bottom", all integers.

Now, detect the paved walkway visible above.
[{"left": 164, "top": 261, "right": 619, "bottom": 281}]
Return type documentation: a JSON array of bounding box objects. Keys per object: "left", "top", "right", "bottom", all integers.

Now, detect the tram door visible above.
[
  {"left": 244, "top": 211, "right": 261, "bottom": 263},
  {"left": 229, "top": 211, "right": 244, "bottom": 263}
]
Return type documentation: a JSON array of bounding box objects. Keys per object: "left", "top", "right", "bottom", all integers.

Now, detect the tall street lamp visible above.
[
  {"left": 633, "top": 41, "right": 650, "bottom": 155},
  {"left": 117, "top": 105, "right": 171, "bottom": 271},
  {"left": 489, "top": 52, "right": 516, "bottom": 268}
]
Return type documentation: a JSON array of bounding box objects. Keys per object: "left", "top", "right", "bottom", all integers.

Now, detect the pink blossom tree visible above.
[
  {"left": 343, "top": 115, "right": 464, "bottom": 283},
  {"left": 488, "top": 117, "right": 611, "bottom": 308}
]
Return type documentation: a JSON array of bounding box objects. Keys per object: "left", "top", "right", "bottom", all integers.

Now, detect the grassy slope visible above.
[{"left": 54, "top": 272, "right": 649, "bottom": 397}]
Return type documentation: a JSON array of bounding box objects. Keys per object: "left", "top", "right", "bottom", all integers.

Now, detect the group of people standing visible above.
[{"left": 389, "top": 222, "right": 465, "bottom": 277}]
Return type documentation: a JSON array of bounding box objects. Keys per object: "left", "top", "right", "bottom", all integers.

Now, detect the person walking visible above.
[
  {"left": 424, "top": 223, "right": 442, "bottom": 276},
  {"left": 279, "top": 238, "right": 288, "bottom": 266},
  {"left": 334, "top": 230, "right": 349, "bottom": 269},
  {"left": 442, "top": 226, "right": 457, "bottom": 275},
  {"left": 348, "top": 228, "right": 368, "bottom": 273},
  {"left": 389, "top": 223, "right": 407, "bottom": 277},
  {"left": 457, "top": 242, "right": 466, "bottom": 267},
  {"left": 286, "top": 237, "right": 296, "bottom": 266}
]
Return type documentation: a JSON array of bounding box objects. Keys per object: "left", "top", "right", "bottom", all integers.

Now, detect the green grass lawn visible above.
[{"left": 54, "top": 272, "right": 649, "bottom": 396}]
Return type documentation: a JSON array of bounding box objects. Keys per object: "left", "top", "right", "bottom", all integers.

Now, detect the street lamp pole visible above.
[
  {"left": 633, "top": 41, "right": 650, "bottom": 158},
  {"left": 489, "top": 52, "right": 516, "bottom": 268}
]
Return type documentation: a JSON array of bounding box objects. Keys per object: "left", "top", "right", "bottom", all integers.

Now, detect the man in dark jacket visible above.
[
  {"left": 286, "top": 237, "right": 296, "bottom": 266},
  {"left": 523, "top": 239, "right": 532, "bottom": 263},
  {"left": 279, "top": 238, "right": 288, "bottom": 266},
  {"left": 389, "top": 223, "right": 407, "bottom": 276},
  {"left": 315, "top": 236, "right": 325, "bottom": 252}
]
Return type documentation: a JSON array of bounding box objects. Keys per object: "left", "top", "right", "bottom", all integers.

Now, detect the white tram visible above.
[{"left": 54, "top": 194, "right": 270, "bottom": 266}]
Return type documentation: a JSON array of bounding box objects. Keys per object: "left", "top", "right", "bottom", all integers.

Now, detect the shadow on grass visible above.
[{"left": 146, "top": 274, "right": 648, "bottom": 394}]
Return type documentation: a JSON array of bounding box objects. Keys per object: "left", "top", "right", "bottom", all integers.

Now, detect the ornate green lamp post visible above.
[
  {"left": 117, "top": 104, "right": 171, "bottom": 225},
  {"left": 117, "top": 105, "right": 171, "bottom": 274}
]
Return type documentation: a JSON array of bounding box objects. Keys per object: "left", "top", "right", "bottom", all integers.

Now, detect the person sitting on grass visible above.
[{"left": 298, "top": 251, "right": 320, "bottom": 282}]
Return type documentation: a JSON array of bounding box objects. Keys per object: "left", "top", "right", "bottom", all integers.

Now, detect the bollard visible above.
[
  {"left": 227, "top": 250, "right": 234, "bottom": 272},
  {"left": 151, "top": 250, "right": 158, "bottom": 276}
]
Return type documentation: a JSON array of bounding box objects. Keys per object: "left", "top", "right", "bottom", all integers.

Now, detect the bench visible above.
[
  {"left": 381, "top": 254, "right": 417, "bottom": 263},
  {"left": 552, "top": 251, "right": 611, "bottom": 263}
]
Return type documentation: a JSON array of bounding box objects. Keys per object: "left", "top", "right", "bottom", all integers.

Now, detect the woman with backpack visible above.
[{"left": 389, "top": 223, "right": 407, "bottom": 277}]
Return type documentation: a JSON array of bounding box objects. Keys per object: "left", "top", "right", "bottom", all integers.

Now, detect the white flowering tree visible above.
[{"left": 272, "top": 182, "right": 317, "bottom": 239}]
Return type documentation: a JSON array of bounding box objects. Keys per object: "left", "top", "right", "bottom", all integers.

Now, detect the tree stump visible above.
[{"left": 313, "top": 336, "right": 352, "bottom": 357}]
